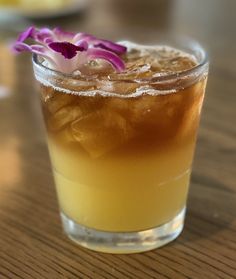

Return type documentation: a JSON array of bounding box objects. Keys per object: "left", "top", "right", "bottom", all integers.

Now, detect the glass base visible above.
[{"left": 61, "top": 207, "right": 185, "bottom": 254}]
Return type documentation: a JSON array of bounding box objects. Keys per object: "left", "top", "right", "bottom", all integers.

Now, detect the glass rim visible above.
[{"left": 32, "top": 38, "right": 209, "bottom": 93}]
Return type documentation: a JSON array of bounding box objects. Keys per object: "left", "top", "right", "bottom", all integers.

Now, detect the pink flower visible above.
[{"left": 13, "top": 26, "right": 127, "bottom": 73}]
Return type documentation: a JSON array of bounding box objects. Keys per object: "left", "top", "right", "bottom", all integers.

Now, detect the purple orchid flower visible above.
[{"left": 12, "top": 26, "right": 127, "bottom": 74}]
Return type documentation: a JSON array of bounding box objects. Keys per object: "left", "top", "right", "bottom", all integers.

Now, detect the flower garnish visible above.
[{"left": 12, "top": 26, "right": 127, "bottom": 74}]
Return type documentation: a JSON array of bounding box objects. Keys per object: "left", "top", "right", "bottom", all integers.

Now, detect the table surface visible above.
[{"left": 0, "top": 0, "right": 236, "bottom": 278}]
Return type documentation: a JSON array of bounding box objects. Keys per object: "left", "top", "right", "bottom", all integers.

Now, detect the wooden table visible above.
[{"left": 0, "top": 0, "right": 235, "bottom": 278}]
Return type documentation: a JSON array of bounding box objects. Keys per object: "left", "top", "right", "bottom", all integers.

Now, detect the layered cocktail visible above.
[{"left": 13, "top": 27, "right": 208, "bottom": 253}]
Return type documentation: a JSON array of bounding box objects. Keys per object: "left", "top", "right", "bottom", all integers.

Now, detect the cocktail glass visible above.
[{"left": 33, "top": 38, "right": 208, "bottom": 253}]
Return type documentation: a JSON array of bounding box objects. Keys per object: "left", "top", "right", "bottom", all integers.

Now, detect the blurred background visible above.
[{"left": 0, "top": 0, "right": 235, "bottom": 190}]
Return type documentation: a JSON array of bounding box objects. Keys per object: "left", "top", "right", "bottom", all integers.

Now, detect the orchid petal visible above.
[
  {"left": 13, "top": 42, "right": 57, "bottom": 67},
  {"left": 14, "top": 42, "right": 47, "bottom": 57},
  {"left": 87, "top": 48, "right": 125, "bottom": 72},
  {"left": 31, "top": 44, "right": 46, "bottom": 53},
  {"left": 72, "top": 33, "right": 95, "bottom": 44},
  {"left": 44, "top": 37, "right": 54, "bottom": 44},
  {"left": 13, "top": 42, "right": 32, "bottom": 52},
  {"left": 53, "top": 27, "right": 75, "bottom": 40},
  {"left": 74, "top": 40, "right": 88, "bottom": 50},
  {"left": 94, "top": 40, "right": 127, "bottom": 54},
  {"left": 17, "top": 26, "right": 35, "bottom": 42},
  {"left": 49, "top": 41, "right": 85, "bottom": 59},
  {"left": 35, "top": 27, "right": 54, "bottom": 43}
]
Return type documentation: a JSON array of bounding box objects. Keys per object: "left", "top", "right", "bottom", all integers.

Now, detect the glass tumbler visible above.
[{"left": 33, "top": 39, "right": 208, "bottom": 253}]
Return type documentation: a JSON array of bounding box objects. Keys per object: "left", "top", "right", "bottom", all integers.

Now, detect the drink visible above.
[{"left": 34, "top": 41, "right": 208, "bottom": 253}]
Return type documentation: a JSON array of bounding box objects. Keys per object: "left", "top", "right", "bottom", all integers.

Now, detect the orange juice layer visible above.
[{"left": 49, "top": 140, "right": 193, "bottom": 232}]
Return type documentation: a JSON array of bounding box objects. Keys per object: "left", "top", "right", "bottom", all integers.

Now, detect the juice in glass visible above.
[{"left": 33, "top": 41, "right": 208, "bottom": 253}]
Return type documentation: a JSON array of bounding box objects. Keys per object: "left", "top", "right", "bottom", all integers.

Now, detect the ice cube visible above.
[
  {"left": 97, "top": 80, "right": 139, "bottom": 95},
  {"left": 166, "top": 56, "right": 196, "bottom": 72},
  {"left": 43, "top": 90, "right": 78, "bottom": 114},
  {"left": 79, "top": 60, "right": 114, "bottom": 77},
  {"left": 70, "top": 109, "right": 134, "bottom": 158},
  {"left": 179, "top": 93, "right": 204, "bottom": 139},
  {"left": 109, "top": 59, "right": 152, "bottom": 81},
  {"left": 48, "top": 106, "right": 83, "bottom": 132},
  {"left": 78, "top": 96, "right": 104, "bottom": 114},
  {"left": 56, "top": 126, "right": 76, "bottom": 144},
  {"left": 40, "top": 85, "right": 55, "bottom": 102},
  {"left": 129, "top": 94, "right": 164, "bottom": 125},
  {"left": 107, "top": 98, "right": 130, "bottom": 114},
  {"left": 128, "top": 93, "right": 185, "bottom": 137}
]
